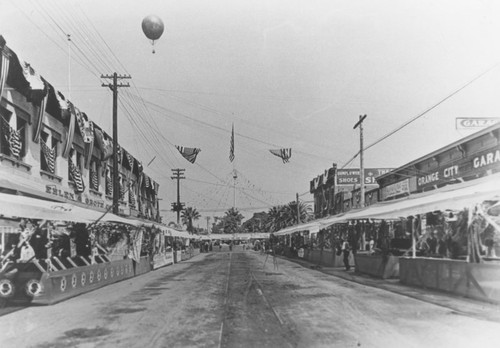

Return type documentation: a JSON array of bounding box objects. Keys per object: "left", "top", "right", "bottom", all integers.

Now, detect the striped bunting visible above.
[
  {"left": 105, "top": 169, "right": 113, "bottom": 196},
  {"left": 69, "top": 158, "right": 85, "bottom": 193},
  {"left": 1, "top": 116, "right": 22, "bottom": 159},
  {"left": 128, "top": 182, "right": 136, "bottom": 208},
  {"left": 269, "top": 148, "right": 292, "bottom": 163},
  {"left": 90, "top": 166, "right": 99, "bottom": 191},
  {"left": 175, "top": 145, "right": 201, "bottom": 164},
  {"left": 40, "top": 139, "right": 56, "bottom": 174}
]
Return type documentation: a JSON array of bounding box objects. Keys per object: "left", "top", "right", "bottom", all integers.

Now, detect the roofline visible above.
[{"left": 377, "top": 122, "right": 500, "bottom": 180}]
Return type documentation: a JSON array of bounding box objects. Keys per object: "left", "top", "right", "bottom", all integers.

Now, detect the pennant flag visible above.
[
  {"left": 175, "top": 145, "right": 201, "bottom": 164},
  {"left": 229, "top": 123, "right": 235, "bottom": 162},
  {"left": 40, "top": 139, "right": 56, "bottom": 174},
  {"left": 269, "top": 148, "right": 292, "bottom": 163},
  {"left": 69, "top": 158, "right": 85, "bottom": 193}
]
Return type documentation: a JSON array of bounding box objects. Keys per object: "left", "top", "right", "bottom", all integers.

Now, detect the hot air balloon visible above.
[{"left": 142, "top": 15, "right": 164, "bottom": 54}]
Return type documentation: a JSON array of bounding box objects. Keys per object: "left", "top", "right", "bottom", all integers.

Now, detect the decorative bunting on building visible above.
[
  {"left": 20, "top": 60, "right": 45, "bottom": 91},
  {"left": 94, "top": 128, "right": 113, "bottom": 161},
  {"left": 1, "top": 116, "right": 22, "bottom": 159},
  {"left": 90, "top": 162, "right": 99, "bottom": 191},
  {"left": 229, "top": 123, "right": 235, "bottom": 162},
  {"left": 55, "top": 90, "right": 70, "bottom": 120},
  {"left": 40, "top": 139, "right": 56, "bottom": 174},
  {"left": 32, "top": 93, "right": 48, "bottom": 143},
  {"left": 175, "top": 145, "right": 201, "bottom": 164},
  {"left": 128, "top": 181, "right": 136, "bottom": 208},
  {"left": 0, "top": 51, "right": 10, "bottom": 100},
  {"left": 119, "top": 177, "right": 126, "bottom": 200},
  {"left": 144, "top": 175, "right": 151, "bottom": 188},
  {"left": 269, "top": 148, "right": 292, "bottom": 163},
  {"left": 69, "top": 157, "right": 85, "bottom": 193},
  {"left": 116, "top": 144, "right": 122, "bottom": 164},
  {"left": 84, "top": 120, "right": 94, "bottom": 169},
  {"left": 125, "top": 150, "right": 134, "bottom": 169},
  {"left": 105, "top": 168, "right": 113, "bottom": 196},
  {"left": 62, "top": 103, "right": 76, "bottom": 158}
]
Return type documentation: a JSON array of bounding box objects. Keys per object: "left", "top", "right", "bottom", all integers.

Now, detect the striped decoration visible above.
[
  {"left": 69, "top": 158, "right": 85, "bottom": 193},
  {"left": 105, "top": 170, "right": 113, "bottom": 196},
  {"left": 128, "top": 183, "right": 136, "bottom": 208},
  {"left": 90, "top": 167, "right": 99, "bottom": 191},
  {"left": 40, "top": 139, "right": 56, "bottom": 174},
  {"left": 175, "top": 145, "right": 201, "bottom": 164},
  {"left": 1, "top": 117, "right": 23, "bottom": 159},
  {"left": 120, "top": 179, "right": 126, "bottom": 200},
  {"left": 269, "top": 148, "right": 292, "bottom": 163},
  {"left": 9, "top": 128, "right": 22, "bottom": 158}
]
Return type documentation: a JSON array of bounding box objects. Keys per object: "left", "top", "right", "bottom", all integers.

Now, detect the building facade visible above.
[{"left": 0, "top": 36, "right": 161, "bottom": 223}]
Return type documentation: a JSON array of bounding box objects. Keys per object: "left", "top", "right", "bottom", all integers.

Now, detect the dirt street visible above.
[{"left": 0, "top": 250, "right": 499, "bottom": 348}]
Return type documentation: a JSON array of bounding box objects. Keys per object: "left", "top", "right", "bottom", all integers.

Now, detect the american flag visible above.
[
  {"left": 129, "top": 183, "right": 136, "bottom": 208},
  {"left": 1, "top": 116, "right": 22, "bottom": 158},
  {"left": 90, "top": 167, "right": 99, "bottom": 191},
  {"left": 40, "top": 139, "right": 56, "bottom": 173},
  {"left": 175, "top": 145, "right": 201, "bottom": 164},
  {"left": 126, "top": 151, "right": 134, "bottom": 169},
  {"left": 106, "top": 170, "right": 113, "bottom": 196},
  {"left": 69, "top": 158, "right": 85, "bottom": 193},
  {"left": 269, "top": 148, "right": 292, "bottom": 163},
  {"left": 229, "top": 123, "right": 235, "bottom": 162},
  {"left": 120, "top": 178, "right": 126, "bottom": 200}
]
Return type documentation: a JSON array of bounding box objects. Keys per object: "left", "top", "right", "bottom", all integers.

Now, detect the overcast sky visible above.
[{"left": 2, "top": 0, "right": 500, "bottom": 224}]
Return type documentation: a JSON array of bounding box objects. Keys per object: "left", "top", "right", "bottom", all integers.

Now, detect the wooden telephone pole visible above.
[
  {"left": 101, "top": 73, "right": 130, "bottom": 214},
  {"left": 171, "top": 168, "right": 185, "bottom": 224},
  {"left": 354, "top": 114, "right": 367, "bottom": 208}
]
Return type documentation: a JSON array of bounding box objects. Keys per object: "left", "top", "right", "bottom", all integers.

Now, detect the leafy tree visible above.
[{"left": 181, "top": 207, "right": 201, "bottom": 234}]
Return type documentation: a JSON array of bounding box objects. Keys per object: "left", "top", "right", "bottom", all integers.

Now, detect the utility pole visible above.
[
  {"left": 101, "top": 73, "right": 131, "bottom": 214},
  {"left": 206, "top": 216, "right": 210, "bottom": 234},
  {"left": 296, "top": 192, "right": 300, "bottom": 225},
  {"left": 354, "top": 114, "right": 367, "bottom": 208},
  {"left": 171, "top": 168, "right": 185, "bottom": 224}
]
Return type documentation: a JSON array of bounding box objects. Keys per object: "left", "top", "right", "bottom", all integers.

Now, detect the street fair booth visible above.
[
  {"left": 321, "top": 173, "right": 500, "bottom": 302},
  {"left": 0, "top": 193, "right": 181, "bottom": 305},
  {"left": 273, "top": 221, "right": 355, "bottom": 268}
]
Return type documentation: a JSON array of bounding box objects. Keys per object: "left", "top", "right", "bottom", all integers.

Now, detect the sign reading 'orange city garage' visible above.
[{"left": 416, "top": 145, "right": 500, "bottom": 189}]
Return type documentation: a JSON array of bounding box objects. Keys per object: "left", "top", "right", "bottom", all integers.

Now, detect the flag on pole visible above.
[
  {"left": 1, "top": 116, "right": 22, "bottom": 159},
  {"left": 69, "top": 158, "right": 85, "bottom": 193},
  {"left": 175, "top": 145, "right": 201, "bottom": 164},
  {"left": 40, "top": 139, "right": 56, "bottom": 174},
  {"left": 229, "top": 123, "right": 235, "bottom": 162},
  {"left": 269, "top": 148, "right": 292, "bottom": 163}
]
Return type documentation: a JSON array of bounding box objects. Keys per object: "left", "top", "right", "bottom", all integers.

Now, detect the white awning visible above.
[
  {"left": 0, "top": 193, "right": 144, "bottom": 226},
  {"left": 273, "top": 221, "right": 321, "bottom": 236},
  {"left": 320, "top": 173, "right": 500, "bottom": 228}
]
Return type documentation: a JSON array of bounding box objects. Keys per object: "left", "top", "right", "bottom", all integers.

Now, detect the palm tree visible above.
[
  {"left": 181, "top": 207, "right": 201, "bottom": 234},
  {"left": 266, "top": 201, "right": 313, "bottom": 232},
  {"left": 222, "top": 207, "right": 244, "bottom": 233}
]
